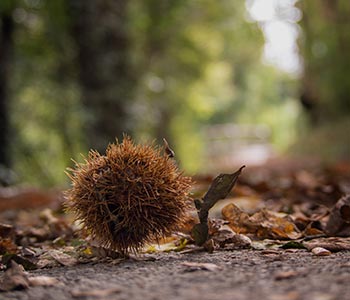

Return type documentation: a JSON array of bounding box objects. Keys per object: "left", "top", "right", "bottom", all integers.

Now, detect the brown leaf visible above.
[
  {"left": 221, "top": 203, "right": 251, "bottom": 234},
  {"left": 230, "top": 234, "right": 252, "bottom": 249},
  {"left": 303, "top": 237, "right": 350, "bottom": 252},
  {"left": 211, "top": 226, "right": 235, "bottom": 246},
  {"left": 201, "top": 166, "right": 246, "bottom": 209},
  {"left": 222, "top": 203, "right": 302, "bottom": 240},
  {"left": 49, "top": 250, "right": 78, "bottom": 266},
  {"left": 90, "top": 246, "right": 125, "bottom": 259},
  {"left": 0, "top": 223, "right": 14, "bottom": 239},
  {"left": 0, "top": 261, "right": 29, "bottom": 292},
  {"left": 71, "top": 287, "right": 121, "bottom": 298},
  {"left": 0, "top": 238, "right": 17, "bottom": 255},
  {"left": 192, "top": 166, "right": 245, "bottom": 245},
  {"left": 181, "top": 261, "right": 221, "bottom": 272},
  {"left": 1, "top": 253, "right": 37, "bottom": 270},
  {"left": 36, "top": 258, "right": 59, "bottom": 269},
  {"left": 325, "top": 194, "right": 350, "bottom": 236}
]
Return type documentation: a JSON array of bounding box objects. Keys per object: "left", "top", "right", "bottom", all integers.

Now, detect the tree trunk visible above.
[
  {"left": 70, "top": 0, "right": 134, "bottom": 152},
  {"left": 298, "top": 1, "right": 350, "bottom": 124},
  {"left": 0, "top": 12, "right": 14, "bottom": 167}
]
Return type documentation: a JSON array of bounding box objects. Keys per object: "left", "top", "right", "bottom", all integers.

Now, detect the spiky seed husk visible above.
[{"left": 65, "top": 137, "right": 192, "bottom": 253}]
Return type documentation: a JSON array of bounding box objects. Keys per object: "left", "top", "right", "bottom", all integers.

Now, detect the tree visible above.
[
  {"left": 298, "top": 0, "right": 350, "bottom": 124},
  {"left": 0, "top": 3, "right": 14, "bottom": 167},
  {"left": 70, "top": 0, "right": 135, "bottom": 152}
]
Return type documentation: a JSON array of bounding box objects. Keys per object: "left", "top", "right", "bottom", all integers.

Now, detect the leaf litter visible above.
[{"left": 1, "top": 160, "right": 350, "bottom": 293}]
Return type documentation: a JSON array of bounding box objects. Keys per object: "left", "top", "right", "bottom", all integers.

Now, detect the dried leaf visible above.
[
  {"left": 325, "top": 194, "right": 350, "bottom": 236},
  {"left": 146, "top": 238, "right": 189, "bottom": 253},
  {"left": 29, "top": 276, "right": 60, "bottom": 286},
  {"left": 0, "top": 223, "right": 14, "bottom": 239},
  {"left": 311, "top": 247, "right": 331, "bottom": 256},
  {"left": 222, "top": 203, "right": 302, "bottom": 240},
  {"left": 221, "top": 203, "right": 250, "bottom": 234},
  {"left": 303, "top": 237, "right": 350, "bottom": 252},
  {"left": 49, "top": 250, "right": 78, "bottom": 266},
  {"left": 37, "top": 258, "right": 59, "bottom": 269},
  {"left": 181, "top": 261, "right": 221, "bottom": 272},
  {"left": 211, "top": 226, "right": 236, "bottom": 247},
  {"left": 0, "top": 238, "right": 17, "bottom": 255},
  {"left": 90, "top": 246, "right": 124, "bottom": 259},
  {"left": 0, "top": 261, "right": 29, "bottom": 292},
  {"left": 71, "top": 287, "right": 121, "bottom": 298},
  {"left": 1, "top": 253, "right": 37, "bottom": 270},
  {"left": 201, "top": 166, "right": 246, "bottom": 210},
  {"left": 192, "top": 166, "right": 245, "bottom": 245},
  {"left": 231, "top": 234, "right": 252, "bottom": 248}
]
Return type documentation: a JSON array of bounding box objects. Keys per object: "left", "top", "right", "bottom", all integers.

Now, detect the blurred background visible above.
[{"left": 0, "top": 0, "right": 349, "bottom": 187}]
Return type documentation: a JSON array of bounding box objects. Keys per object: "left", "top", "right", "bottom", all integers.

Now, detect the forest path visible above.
[{"left": 3, "top": 249, "right": 350, "bottom": 300}]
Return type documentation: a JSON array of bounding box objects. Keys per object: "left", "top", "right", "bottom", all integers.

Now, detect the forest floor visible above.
[
  {"left": 1, "top": 157, "right": 350, "bottom": 300},
  {"left": 2, "top": 249, "right": 350, "bottom": 300}
]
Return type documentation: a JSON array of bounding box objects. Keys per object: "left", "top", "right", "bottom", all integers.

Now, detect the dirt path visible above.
[{"left": 2, "top": 249, "right": 350, "bottom": 300}]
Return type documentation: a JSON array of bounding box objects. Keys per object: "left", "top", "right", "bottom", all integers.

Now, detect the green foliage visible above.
[
  {"left": 8, "top": 0, "right": 84, "bottom": 186},
  {"left": 6, "top": 0, "right": 300, "bottom": 185}
]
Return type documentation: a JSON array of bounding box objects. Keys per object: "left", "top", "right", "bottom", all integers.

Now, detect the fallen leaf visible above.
[
  {"left": 1, "top": 253, "right": 37, "bottom": 270},
  {"left": 222, "top": 203, "right": 302, "bottom": 240},
  {"left": 192, "top": 166, "right": 245, "bottom": 245},
  {"left": 146, "top": 238, "right": 189, "bottom": 253},
  {"left": 209, "top": 222, "right": 236, "bottom": 248},
  {"left": 36, "top": 258, "right": 59, "bottom": 269},
  {"left": 21, "top": 247, "right": 37, "bottom": 257},
  {"left": 29, "top": 276, "right": 60, "bottom": 286},
  {"left": 90, "top": 246, "right": 125, "bottom": 259},
  {"left": 0, "top": 238, "right": 17, "bottom": 255},
  {"left": 181, "top": 261, "right": 221, "bottom": 272},
  {"left": 0, "top": 261, "right": 29, "bottom": 292},
  {"left": 251, "top": 239, "right": 285, "bottom": 250},
  {"left": 0, "top": 223, "right": 14, "bottom": 239},
  {"left": 311, "top": 247, "right": 331, "bottom": 256},
  {"left": 49, "top": 250, "right": 78, "bottom": 266},
  {"left": 325, "top": 195, "right": 350, "bottom": 236},
  {"left": 71, "top": 287, "right": 121, "bottom": 298},
  {"left": 303, "top": 237, "right": 350, "bottom": 252},
  {"left": 231, "top": 234, "right": 252, "bottom": 248}
]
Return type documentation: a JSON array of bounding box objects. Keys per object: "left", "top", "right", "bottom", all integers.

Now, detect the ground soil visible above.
[{"left": 2, "top": 249, "right": 350, "bottom": 300}]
